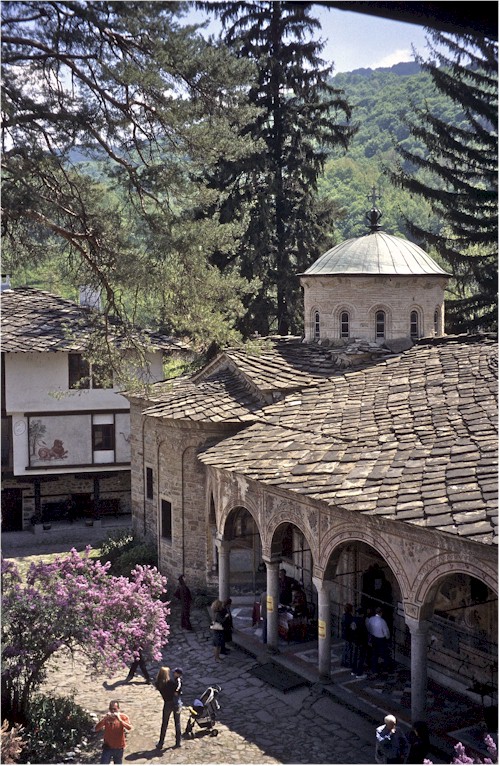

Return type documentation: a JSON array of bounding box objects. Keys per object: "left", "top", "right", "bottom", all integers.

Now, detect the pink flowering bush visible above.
[
  {"left": 425, "top": 735, "right": 498, "bottom": 765},
  {"left": 451, "top": 736, "right": 497, "bottom": 764},
  {"left": 1, "top": 547, "right": 170, "bottom": 722}
]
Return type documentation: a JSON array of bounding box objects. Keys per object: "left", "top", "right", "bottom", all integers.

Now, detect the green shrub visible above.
[
  {"left": 98, "top": 530, "right": 135, "bottom": 563},
  {"left": 98, "top": 532, "right": 157, "bottom": 577},
  {"left": 20, "top": 693, "right": 95, "bottom": 764},
  {"left": 109, "top": 542, "right": 157, "bottom": 577}
]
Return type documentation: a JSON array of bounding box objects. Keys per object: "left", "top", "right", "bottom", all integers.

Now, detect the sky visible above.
[
  {"left": 312, "top": 5, "right": 436, "bottom": 73},
  {"left": 186, "top": 2, "right": 440, "bottom": 74}
]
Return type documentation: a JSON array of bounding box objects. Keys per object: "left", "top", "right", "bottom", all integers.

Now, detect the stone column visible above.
[
  {"left": 405, "top": 615, "right": 430, "bottom": 722},
  {"left": 313, "top": 576, "right": 333, "bottom": 680},
  {"left": 216, "top": 539, "right": 230, "bottom": 603},
  {"left": 265, "top": 560, "right": 280, "bottom": 653}
]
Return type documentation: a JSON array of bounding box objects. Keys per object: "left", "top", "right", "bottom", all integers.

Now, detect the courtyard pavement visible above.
[{"left": 3, "top": 530, "right": 494, "bottom": 765}]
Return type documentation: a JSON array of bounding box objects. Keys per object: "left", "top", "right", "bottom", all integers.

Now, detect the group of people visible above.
[
  {"left": 95, "top": 574, "right": 195, "bottom": 763},
  {"left": 94, "top": 666, "right": 184, "bottom": 763},
  {"left": 341, "top": 602, "right": 392, "bottom": 678},
  {"left": 375, "top": 714, "right": 430, "bottom": 764}
]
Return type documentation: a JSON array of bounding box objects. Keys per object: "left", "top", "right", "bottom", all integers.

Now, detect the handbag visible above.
[{"left": 210, "top": 621, "right": 224, "bottom": 630}]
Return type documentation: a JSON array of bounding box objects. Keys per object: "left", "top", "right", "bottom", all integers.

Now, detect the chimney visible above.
[
  {"left": 79, "top": 286, "right": 101, "bottom": 310},
  {"left": 1, "top": 275, "right": 12, "bottom": 292}
]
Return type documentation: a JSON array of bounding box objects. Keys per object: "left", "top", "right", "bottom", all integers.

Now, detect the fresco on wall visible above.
[
  {"left": 29, "top": 415, "right": 92, "bottom": 466},
  {"left": 115, "top": 413, "right": 131, "bottom": 463}
]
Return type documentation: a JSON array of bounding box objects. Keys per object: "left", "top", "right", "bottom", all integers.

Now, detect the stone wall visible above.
[
  {"left": 2, "top": 470, "right": 131, "bottom": 529},
  {"left": 302, "top": 274, "right": 447, "bottom": 342},
  {"left": 130, "top": 402, "right": 242, "bottom": 589}
]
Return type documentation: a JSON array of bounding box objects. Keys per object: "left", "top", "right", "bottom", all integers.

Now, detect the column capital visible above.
[
  {"left": 405, "top": 616, "right": 431, "bottom": 635},
  {"left": 312, "top": 576, "right": 333, "bottom": 594},
  {"left": 262, "top": 556, "right": 281, "bottom": 568},
  {"left": 215, "top": 535, "right": 230, "bottom": 551}
]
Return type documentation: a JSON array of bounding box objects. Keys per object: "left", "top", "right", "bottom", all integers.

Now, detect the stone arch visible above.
[
  {"left": 264, "top": 509, "right": 317, "bottom": 563},
  {"left": 368, "top": 302, "right": 392, "bottom": 342},
  {"left": 318, "top": 522, "right": 412, "bottom": 599},
  {"left": 409, "top": 303, "right": 424, "bottom": 339},
  {"left": 220, "top": 496, "right": 261, "bottom": 539},
  {"left": 415, "top": 555, "right": 498, "bottom": 608},
  {"left": 220, "top": 503, "right": 265, "bottom": 593},
  {"left": 268, "top": 518, "right": 316, "bottom": 602},
  {"left": 413, "top": 556, "right": 498, "bottom": 694},
  {"left": 333, "top": 303, "right": 356, "bottom": 339}
]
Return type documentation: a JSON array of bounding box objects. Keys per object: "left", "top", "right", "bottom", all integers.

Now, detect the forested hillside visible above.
[{"left": 321, "top": 62, "right": 464, "bottom": 245}]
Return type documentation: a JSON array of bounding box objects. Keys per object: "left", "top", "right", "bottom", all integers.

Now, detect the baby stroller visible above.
[{"left": 183, "top": 684, "right": 222, "bottom": 738}]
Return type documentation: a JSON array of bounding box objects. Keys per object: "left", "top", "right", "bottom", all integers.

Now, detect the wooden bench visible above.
[{"left": 94, "top": 498, "right": 121, "bottom": 517}]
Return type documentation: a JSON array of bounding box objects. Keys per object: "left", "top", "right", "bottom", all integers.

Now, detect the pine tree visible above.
[
  {"left": 390, "top": 31, "right": 498, "bottom": 332},
  {"left": 198, "top": 1, "right": 357, "bottom": 336},
  {"left": 1, "top": 1, "right": 257, "bottom": 355}
]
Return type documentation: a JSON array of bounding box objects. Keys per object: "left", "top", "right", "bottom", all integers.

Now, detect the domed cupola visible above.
[{"left": 299, "top": 188, "right": 450, "bottom": 345}]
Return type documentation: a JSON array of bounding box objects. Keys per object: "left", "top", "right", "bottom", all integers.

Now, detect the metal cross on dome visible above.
[{"left": 366, "top": 185, "right": 383, "bottom": 231}]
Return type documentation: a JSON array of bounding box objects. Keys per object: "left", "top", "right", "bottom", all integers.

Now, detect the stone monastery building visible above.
[{"left": 127, "top": 203, "right": 497, "bottom": 723}]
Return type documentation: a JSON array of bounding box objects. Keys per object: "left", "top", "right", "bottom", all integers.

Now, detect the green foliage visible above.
[
  {"left": 20, "top": 693, "right": 94, "bottom": 765},
  {"left": 2, "top": 1, "right": 258, "bottom": 355},
  {"left": 389, "top": 32, "right": 498, "bottom": 332},
  {"left": 200, "top": 0, "right": 357, "bottom": 336},
  {"left": 97, "top": 531, "right": 157, "bottom": 577},
  {"left": 98, "top": 530, "right": 135, "bottom": 561},
  {"left": 321, "top": 63, "right": 463, "bottom": 241}
]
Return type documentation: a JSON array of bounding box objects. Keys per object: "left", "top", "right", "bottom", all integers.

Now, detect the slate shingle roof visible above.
[
  {"left": 199, "top": 336, "right": 498, "bottom": 545},
  {"left": 1, "top": 287, "right": 188, "bottom": 353},
  {"left": 141, "top": 368, "right": 263, "bottom": 423},
  {"left": 193, "top": 336, "right": 392, "bottom": 395}
]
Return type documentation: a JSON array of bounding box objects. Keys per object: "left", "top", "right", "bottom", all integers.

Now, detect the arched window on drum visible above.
[
  {"left": 314, "top": 311, "right": 320, "bottom": 340},
  {"left": 375, "top": 310, "right": 385, "bottom": 340},
  {"left": 410, "top": 310, "right": 419, "bottom": 339},
  {"left": 434, "top": 308, "right": 440, "bottom": 335},
  {"left": 340, "top": 311, "right": 349, "bottom": 339}
]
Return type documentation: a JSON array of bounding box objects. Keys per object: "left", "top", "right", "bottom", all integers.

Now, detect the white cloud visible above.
[{"left": 369, "top": 48, "right": 415, "bottom": 69}]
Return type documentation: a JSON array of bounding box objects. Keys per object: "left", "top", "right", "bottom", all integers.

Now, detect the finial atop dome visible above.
[{"left": 366, "top": 186, "right": 383, "bottom": 232}]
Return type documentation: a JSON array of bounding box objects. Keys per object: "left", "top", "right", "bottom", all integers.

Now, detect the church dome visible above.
[{"left": 302, "top": 230, "right": 449, "bottom": 277}]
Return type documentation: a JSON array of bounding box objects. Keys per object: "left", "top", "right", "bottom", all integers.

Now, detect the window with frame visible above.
[
  {"left": 375, "top": 310, "right": 385, "bottom": 339},
  {"left": 161, "top": 499, "right": 172, "bottom": 539},
  {"left": 410, "top": 310, "right": 419, "bottom": 339},
  {"left": 146, "top": 467, "right": 154, "bottom": 500},
  {"left": 69, "top": 354, "right": 112, "bottom": 389},
  {"left": 314, "top": 311, "right": 320, "bottom": 340},
  {"left": 92, "top": 423, "right": 115, "bottom": 451},
  {"left": 69, "top": 354, "right": 90, "bottom": 389},
  {"left": 340, "top": 311, "right": 349, "bottom": 338}
]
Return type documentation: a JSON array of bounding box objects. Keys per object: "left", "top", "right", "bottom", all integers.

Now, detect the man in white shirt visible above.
[{"left": 367, "top": 607, "right": 391, "bottom": 674}]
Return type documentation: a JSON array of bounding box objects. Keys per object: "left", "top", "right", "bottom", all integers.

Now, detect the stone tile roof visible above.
[
  {"left": 1, "top": 287, "right": 188, "bottom": 354},
  {"left": 193, "top": 336, "right": 392, "bottom": 396},
  {"left": 199, "top": 336, "right": 498, "bottom": 545},
  {"left": 138, "top": 336, "right": 394, "bottom": 423},
  {"left": 140, "top": 368, "right": 264, "bottom": 423}
]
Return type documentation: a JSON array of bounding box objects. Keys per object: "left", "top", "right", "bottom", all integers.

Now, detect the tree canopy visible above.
[
  {"left": 1, "top": 1, "right": 258, "bottom": 359},
  {"left": 390, "top": 31, "right": 498, "bottom": 332},
  {"left": 198, "top": 0, "right": 357, "bottom": 336}
]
